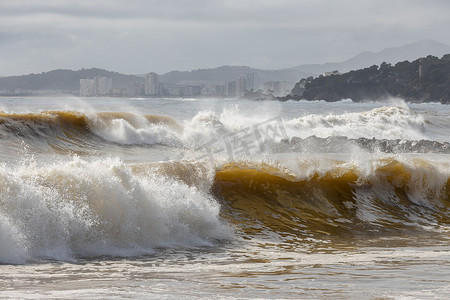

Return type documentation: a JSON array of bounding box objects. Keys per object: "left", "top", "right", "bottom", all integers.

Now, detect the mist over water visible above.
[{"left": 0, "top": 97, "right": 449, "bottom": 299}]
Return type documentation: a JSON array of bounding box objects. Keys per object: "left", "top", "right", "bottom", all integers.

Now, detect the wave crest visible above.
[
  {"left": 286, "top": 105, "right": 427, "bottom": 140},
  {"left": 0, "top": 157, "right": 231, "bottom": 264},
  {"left": 213, "top": 158, "right": 450, "bottom": 239}
]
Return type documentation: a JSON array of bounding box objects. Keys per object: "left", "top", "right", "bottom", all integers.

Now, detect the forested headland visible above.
[{"left": 289, "top": 54, "right": 450, "bottom": 103}]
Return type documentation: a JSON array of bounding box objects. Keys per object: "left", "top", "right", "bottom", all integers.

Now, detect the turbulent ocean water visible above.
[{"left": 0, "top": 96, "right": 449, "bottom": 299}]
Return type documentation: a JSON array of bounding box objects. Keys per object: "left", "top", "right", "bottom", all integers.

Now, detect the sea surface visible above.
[{"left": 0, "top": 96, "right": 449, "bottom": 299}]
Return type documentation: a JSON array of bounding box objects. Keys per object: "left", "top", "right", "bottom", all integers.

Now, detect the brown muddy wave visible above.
[
  {"left": 0, "top": 154, "right": 449, "bottom": 263},
  {"left": 1, "top": 110, "right": 448, "bottom": 158},
  {"left": 210, "top": 159, "right": 450, "bottom": 239},
  {"left": 0, "top": 112, "right": 449, "bottom": 240},
  {"left": 126, "top": 158, "right": 450, "bottom": 238},
  {"left": 0, "top": 111, "right": 182, "bottom": 154}
]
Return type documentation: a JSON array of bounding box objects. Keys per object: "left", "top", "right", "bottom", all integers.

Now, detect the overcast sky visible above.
[{"left": 1, "top": 0, "right": 449, "bottom": 76}]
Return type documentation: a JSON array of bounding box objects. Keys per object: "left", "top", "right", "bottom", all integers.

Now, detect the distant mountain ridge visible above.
[
  {"left": 159, "top": 65, "right": 311, "bottom": 85},
  {"left": 0, "top": 68, "right": 142, "bottom": 94},
  {"left": 0, "top": 39, "right": 448, "bottom": 94},
  {"left": 287, "top": 39, "right": 450, "bottom": 75},
  {"left": 159, "top": 40, "right": 450, "bottom": 85}
]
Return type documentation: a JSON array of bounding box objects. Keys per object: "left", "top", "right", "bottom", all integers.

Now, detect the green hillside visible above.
[{"left": 291, "top": 54, "right": 450, "bottom": 103}]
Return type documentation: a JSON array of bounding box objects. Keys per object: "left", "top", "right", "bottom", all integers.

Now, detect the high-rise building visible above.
[
  {"left": 80, "top": 76, "right": 112, "bottom": 96},
  {"left": 245, "top": 73, "right": 255, "bottom": 92},
  {"left": 95, "top": 76, "right": 112, "bottom": 95},
  {"left": 263, "top": 81, "right": 294, "bottom": 97},
  {"left": 236, "top": 76, "right": 246, "bottom": 97},
  {"left": 80, "top": 79, "right": 96, "bottom": 96},
  {"left": 215, "top": 84, "right": 225, "bottom": 97},
  {"left": 226, "top": 81, "right": 236, "bottom": 97},
  {"left": 145, "top": 73, "right": 159, "bottom": 96}
]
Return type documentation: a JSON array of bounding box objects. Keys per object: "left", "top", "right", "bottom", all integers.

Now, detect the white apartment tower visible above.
[
  {"left": 95, "top": 76, "right": 112, "bottom": 95},
  {"left": 236, "top": 76, "right": 246, "bottom": 97},
  {"left": 245, "top": 73, "right": 255, "bottom": 91},
  {"left": 145, "top": 73, "right": 159, "bottom": 96},
  {"left": 80, "top": 79, "right": 95, "bottom": 97},
  {"left": 80, "top": 76, "right": 112, "bottom": 96}
]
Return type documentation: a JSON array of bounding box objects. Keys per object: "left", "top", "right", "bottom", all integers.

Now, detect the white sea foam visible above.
[
  {"left": 86, "top": 113, "right": 182, "bottom": 146},
  {"left": 285, "top": 104, "right": 428, "bottom": 140},
  {"left": 0, "top": 157, "right": 232, "bottom": 264},
  {"left": 18, "top": 100, "right": 436, "bottom": 149}
]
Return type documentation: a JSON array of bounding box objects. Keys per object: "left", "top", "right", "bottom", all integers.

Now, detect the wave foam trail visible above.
[
  {"left": 0, "top": 157, "right": 231, "bottom": 264},
  {"left": 285, "top": 104, "right": 428, "bottom": 140}
]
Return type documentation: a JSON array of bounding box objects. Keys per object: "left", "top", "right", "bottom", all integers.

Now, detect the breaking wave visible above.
[
  {"left": 285, "top": 104, "right": 428, "bottom": 140},
  {"left": 1, "top": 102, "right": 449, "bottom": 264},
  {"left": 0, "top": 154, "right": 449, "bottom": 264},
  {"left": 0, "top": 104, "right": 442, "bottom": 154},
  {"left": 0, "top": 111, "right": 182, "bottom": 150},
  {"left": 0, "top": 157, "right": 231, "bottom": 264},
  {"left": 213, "top": 158, "right": 450, "bottom": 239}
]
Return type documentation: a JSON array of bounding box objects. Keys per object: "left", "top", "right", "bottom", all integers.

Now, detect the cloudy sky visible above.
[{"left": 1, "top": 0, "right": 449, "bottom": 76}]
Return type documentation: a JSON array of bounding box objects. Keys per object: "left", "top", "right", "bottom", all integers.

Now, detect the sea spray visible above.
[
  {"left": 0, "top": 156, "right": 232, "bottom": 264},
  {"left": 86, "top": 112, "right": 183, "bottom": 146},
  {"left": 285, "top": 104, "right": 427, "bottom": 140}
]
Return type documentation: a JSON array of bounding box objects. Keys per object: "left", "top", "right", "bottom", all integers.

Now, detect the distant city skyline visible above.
[
  {"left": 1, "top": 0, "right": 450, "bottom": 76},
  {"left": 77, "top": 71, "right": 283, "bottom": 98}
]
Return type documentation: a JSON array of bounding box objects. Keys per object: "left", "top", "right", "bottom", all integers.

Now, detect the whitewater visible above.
[{"left": 0, "top": 96, "right": 449, "bottom": 299}]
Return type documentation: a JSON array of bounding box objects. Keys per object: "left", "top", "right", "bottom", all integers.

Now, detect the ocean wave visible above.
[
  {"left": 87, "top": 112, "right": 182, "bottom": 146},
  {"left": 0, "top": 111, "right": 184, "bottom": 154},
  {"left": 213, "top": 158, "right": 450, "bottom": 239},
  {"left": 285, "top": 104, "right": 428, "bottom": 140},
  {"left": 280, "top": 136, "right": 450, "bottom": 154},
  {"left": 0, "top": 157, "right": 231, "bottom": 264},
  {"left": 0, "top": 103, "right": 444, "bottom": 156},
  {"left": 0, "top": 154, "right": 449, "bottom": 263}
]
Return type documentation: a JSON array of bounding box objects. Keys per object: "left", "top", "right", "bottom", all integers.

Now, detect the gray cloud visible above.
[{"left": 0, "top": 0, "right": 449, "bottom": 75}]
